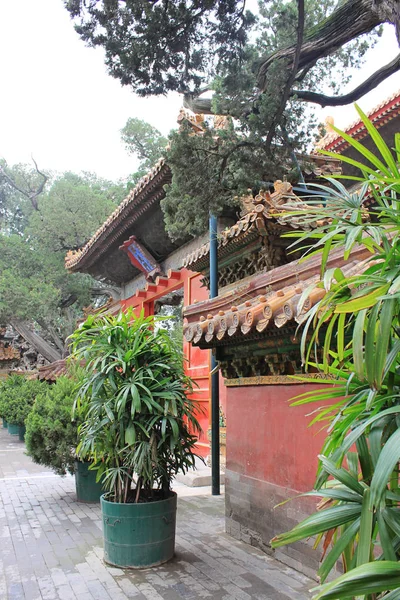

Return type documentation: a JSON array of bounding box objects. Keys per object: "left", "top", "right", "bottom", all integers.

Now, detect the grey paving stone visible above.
[{"left": 0, "top": 425, "right": 314, "bottom": 599}]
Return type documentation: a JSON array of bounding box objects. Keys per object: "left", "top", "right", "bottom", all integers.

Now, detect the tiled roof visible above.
[
  {"left": 0, "top": 344, "right": 20, "bottom": 361},
  {"left": 184, "top": 256, "right": 371, "bottom": 347},
  {"left": 317, "top": 90, "right": 400, "bottom": 152},
  {"left": 65, "top": 159, "right": 169, "bottom": 271},
  {"left": 37, "top": 359, "right": 70, "bottom": 382},
  {"left": 183, "top": 180, "right": 330, "bottom": 271},
  {"left": 37, "top": 359, "right": 85, "bottom": 382}
]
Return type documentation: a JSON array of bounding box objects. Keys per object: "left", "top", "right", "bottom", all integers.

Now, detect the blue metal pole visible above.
[{"left": 209, "top": 215, "right": 220, "bottom": 495}]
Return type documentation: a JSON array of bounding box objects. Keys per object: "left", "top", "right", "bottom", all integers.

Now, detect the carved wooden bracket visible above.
[{"left": 119, "top": 236, "right": 163, "bottom": 281}]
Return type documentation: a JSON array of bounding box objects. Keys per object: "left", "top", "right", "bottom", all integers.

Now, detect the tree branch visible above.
[
  {"left": 257, "top": 0, "right": 389, "bottom": 91},
  {"left": 265, "top": 0, "right": 305, "bottom": 150},
  {"left": 183, "top": 93, "right": 215, "bottom": 115},
  {"left": 292, "top": 53, "right": 400, "bottom": 106},
  {"left": 11, "top": 320, "right": 62, "bottom": 363},
  {"left": 0, "top": 158, "right": 48, "bottom": 212},
  {"left": 218, "top": 141, "right": 258, "bottom": 181}
]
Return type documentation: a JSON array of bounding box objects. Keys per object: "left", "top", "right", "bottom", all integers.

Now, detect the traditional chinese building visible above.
[
  {"left": 181, "top": 90, "right": 400, "bottom": 576},
  {"left": 65, "top": 92, "right": 399, "bottom": 574},
  {"left": 65, "top": 157, "right": 220, "bottom": 457}
]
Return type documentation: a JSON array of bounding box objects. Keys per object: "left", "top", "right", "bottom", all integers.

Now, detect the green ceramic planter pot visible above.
[
  {"left": 101, "top": 492, "right": 177, "bottom": 569},
  {"left": 2, "top": 419, "right": 7, "bottom": 428},
  {"left": 18, "top": 425, "right": 26, "bottom": 441},
  {"left": 75, "top": 460, "right": 104, "bottom": 503},
  {"left": 7, "top": 422, "right": 19, "bottom": 435}
]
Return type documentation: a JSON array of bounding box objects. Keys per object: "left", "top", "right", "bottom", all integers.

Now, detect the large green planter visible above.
[
  {"left": 75, "top": 460, "right": 104, "bottom": 503},
  {"left": 2, "top": 419, "right": 7, "bottom": 428},
  {"left": 18, "top": 425, "right": 26, "bottom": 441},
  {"left": 101, "top": 492, "right": 177, "bottom": 568},
  {"left": 7, "top": 422, "right": 19, "bottom": 435}
]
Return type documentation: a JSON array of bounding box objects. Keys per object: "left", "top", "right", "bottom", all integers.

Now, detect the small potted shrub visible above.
[
  {"left": 25, "top": 374, "right": 105, "bottom": 502},
  {"left": 70, "top": 310, "right": 201, "bottom": 568},
  {"left": 0, "top": 375, "right": 45, "bottom": 437}
]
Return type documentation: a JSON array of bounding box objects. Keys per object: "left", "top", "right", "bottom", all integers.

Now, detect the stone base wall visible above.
[{"left": 225, "top": 470, "right": 322, "bottom": 579}]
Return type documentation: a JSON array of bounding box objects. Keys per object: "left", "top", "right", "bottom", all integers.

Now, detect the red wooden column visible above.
[{"left": 183, "top": 271, "right": 210, "bottom": 458}]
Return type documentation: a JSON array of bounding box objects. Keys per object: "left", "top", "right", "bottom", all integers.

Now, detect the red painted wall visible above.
[
  {"left": 225, "top": 381, "right": 332, "bottom": 576},
  {"left": 227, "top": 382, "right": 328, "bottom": 492}
]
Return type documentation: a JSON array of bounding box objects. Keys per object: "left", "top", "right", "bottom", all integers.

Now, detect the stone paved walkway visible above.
[{"left": 0, "top": 425, "right": 313, "bottom": 599}]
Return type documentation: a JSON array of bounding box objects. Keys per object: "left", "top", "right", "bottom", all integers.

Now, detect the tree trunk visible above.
[
  {"left": 258, "top": 0, "right": 399, "bottom": 90},
  {"left": 11, "top": 321, "right": 62, "bottom": 363},
  {"left": 184, "top": 0, "right": 399, "bottom": 116},
  {"left": 183, "top": 94, "right": 214, "bottom": 115}
]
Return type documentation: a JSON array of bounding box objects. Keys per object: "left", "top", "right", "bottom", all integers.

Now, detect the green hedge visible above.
[
  {"left": 0, "top": 375, "right": 46, "bottom": 426},
  {"left": 25, "top": 376, "right": 80, "bottom": 476}
]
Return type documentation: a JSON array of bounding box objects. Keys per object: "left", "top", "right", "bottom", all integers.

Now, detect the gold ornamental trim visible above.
[{"left": 224, "top": 374, "right": 335, "bottom": 387}]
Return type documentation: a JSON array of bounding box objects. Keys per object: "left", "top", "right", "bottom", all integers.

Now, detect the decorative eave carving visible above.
[
  {"left": 183, "top": 180, "right": 330, "bottom": 273},
  {"left": 183, "top": 244, "right": 372, "bottom": 350}
]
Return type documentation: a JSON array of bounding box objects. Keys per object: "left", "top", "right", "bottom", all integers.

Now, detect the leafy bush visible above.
[
  {"left": 25, "top": 376, "right": 80, "bottom": 476},
  {"left": 0, "top": 374, "right": 46, "bottom": 426},
  {"left": 70, "top": 310, "right": 201, "bottom": 503},
  {"left": 271, "top": 107, "right": 400, "bottom": 599}
]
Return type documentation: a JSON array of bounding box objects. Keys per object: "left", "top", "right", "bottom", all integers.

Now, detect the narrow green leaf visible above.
[
  {"left": 318, "top": 456, "right": 364, "bottom": 496},
  {"left": 356, "top": 488, "right": 373, "bottom": 567},
  {"left": 354, "top": 104, "right": 399, "bottom": 175},
  {"left": 374, "top": 299, "right": 396, "bottom": 389},
  {"left": 382, "top": 508, "right": 400, "bottom": 539},
  {"left": 335, "top": 285, "right": 389, "bottom": 313},
  {"left": 311, "top": 561, "right": 400, "bottom": 600},
  {"left": 380, "top": 588, "right": 400, "bottom": 600},
  {"left": 271, "top": 504, "right": 362, "bottom": 548},
  {"left": 377, "top": 512, "right": 397, "bottom": 561},
  {"left": 356, "top": 435, "right": 372, "bottom": 483},
  {"left": 125, "top": 425, "right": 136, "bottom": 446},
  {"left": 317, "top": 518, "right": 360, "bottom": 583},
  {"left": 370, "top": 428, "right": 400, "bottom": 507},
  {"left": 353, "top": 309, "right": 366, "bottom": 381},
  {"left": 337, "top": 313, "right": 346, "bottom": 362},
  {"left": 330, "top": 119, "right": 392, "bottom": 175},
  {"left": 364, "top": 303, "right": 380, "bottom": 389}
]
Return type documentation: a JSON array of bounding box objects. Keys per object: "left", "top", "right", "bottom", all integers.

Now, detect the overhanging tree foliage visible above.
[
  {"left": 65, "top": 0, "right": 398, "bottom": 238},
  {"left": 0, "top": 162, "right": 126, "bottom": 359},
  {"left": 65, "top": 1, "right": 399, "bottom": 107},
  {"left": 120, "top": 117, "right": 167, "bottom": 186}
]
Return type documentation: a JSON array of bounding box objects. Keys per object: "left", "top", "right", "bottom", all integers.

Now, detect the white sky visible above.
[{"left": 0, "top": 1, "right": 399, "bottom": 182}]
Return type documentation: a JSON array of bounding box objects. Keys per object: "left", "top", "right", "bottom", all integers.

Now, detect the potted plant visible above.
[
  {"left": 0, "top": 375, "right": 45, "bottom": 437},
  {"left": 25, "top": 374, "right": 105, "bottom": 502},
  {"left": 70, "top": 309, "right": 201, "bottom": 568}
]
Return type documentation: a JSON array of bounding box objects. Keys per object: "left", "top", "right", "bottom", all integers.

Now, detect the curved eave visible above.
[
  {"left": 65, "top": 160, "right": 171, "bottom": 273},
  {"left": 183, "top": 244, "right": 372, "bottom": 348},
  {"left": 319, "top": 91, "right": 400, "bottom": 153}
]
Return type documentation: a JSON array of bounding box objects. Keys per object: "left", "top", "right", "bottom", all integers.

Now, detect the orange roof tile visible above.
[
  {"left": 0, "top": 345, "right": 20, "bottom": 361},
  {"left": 184, "top": 255, "right": 371, "bottom": 347},
  {"left": 183, "top": 181, "right": 330, "bottom": 271}
]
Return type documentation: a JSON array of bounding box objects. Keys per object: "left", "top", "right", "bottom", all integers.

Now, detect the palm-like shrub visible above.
[
  {"left": 70, "top": 310, "right": 201, "bottom": 504},
  {"left": 25, "top": 376, "right": 81, "bottom": 476},
  {"left": 271, "top": 108, "right": 400, "bottom": 599},
  {"left": 0, "top": 375, "right": 46, "bottom": 426}
]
